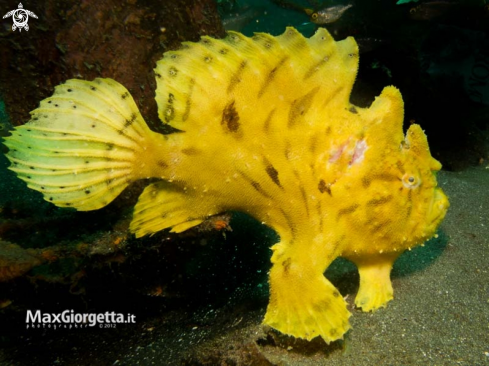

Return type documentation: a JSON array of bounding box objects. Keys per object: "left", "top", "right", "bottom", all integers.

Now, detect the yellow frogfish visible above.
[{"left": 3, "top": 27, "right": 449, "bottom": 343}]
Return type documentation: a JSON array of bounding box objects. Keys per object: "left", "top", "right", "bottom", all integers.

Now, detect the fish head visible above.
[
  {"left": 353, "top": 86, "right": 449, "bottom": 251},
  {"left": 394, "top": 123, "right": 449, "bottom": 244}
]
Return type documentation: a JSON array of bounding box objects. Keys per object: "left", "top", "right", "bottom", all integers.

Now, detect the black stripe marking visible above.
[
  {"left": 263, "top": 108, "right": 276, "bottom": 133},
  {"left": 239, "top": 171, "right": 272, "bottom": 200},
  {"left": 299, "top": 185, "right": 309, "bottom": 217},
  {"left": 367, "top": 195, "right": 393, "bottom": 206},
  {"left": 309, "top": 135, "right": 318, "bottom": 154},
  {"left": 280, "top": 207, "right": 296, "bottom": 238},
  {"left": 227, "top": 60, "right": 247, "bottom": 94},
  {"left": 337, "top": 204, "right": 360, "bottom": 221},
  {"left": 322, "top": 86, "right": 344, "bottom": 109},
  {"left": 251, "top": 181, "right": 270, "bottom": 198},
  {"left": 221, "top": 100, "right": 240, "bottom": 133},
  {"left": 317, "top": 201, "right": 323, "bottom": 232},
  {"left": 304, "top": 56, "right": 330, "bottom": 80},
  {"left": 182, "top": 78, "right": 195, "bottom": 122},
  {"left": 265, "top": 163, "right": 282, "bottom": 188},
  {"left": 258, "top": 56, "right": 289, "bottom": 98},
  {"left": 288, "top": 87, "right": 320, "bottom": 128},
  {"left": 363, "top": 173, "right": 401, "bottom": 188}
]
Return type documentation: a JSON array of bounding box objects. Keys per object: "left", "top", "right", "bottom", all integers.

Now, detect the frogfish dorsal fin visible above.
[{"left": 154, "top": 27, "right": 359, "bottom": 137}]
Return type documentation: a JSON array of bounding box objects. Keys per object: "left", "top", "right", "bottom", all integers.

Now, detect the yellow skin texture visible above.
[{"left": 4, "top": 28, "right": 449, "bottom": 343}]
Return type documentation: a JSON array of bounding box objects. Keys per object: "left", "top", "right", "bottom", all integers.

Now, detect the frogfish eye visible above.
[
  {"left": 402, "top": 173, "right": 420, "bottom": 189},
  {"left": 312, "top": 13, "right": 318, "bottom": 19}
]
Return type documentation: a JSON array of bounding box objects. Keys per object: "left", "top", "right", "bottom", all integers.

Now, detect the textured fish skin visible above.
[{"left": 3, "top": 27, "right": 449, "bottom": 343}]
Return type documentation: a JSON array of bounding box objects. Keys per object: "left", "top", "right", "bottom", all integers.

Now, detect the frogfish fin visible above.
[
  {"left": 264, "top": 246, "right": 351, "bottom": 343},
  {"left": 130, "top": 181, "right": 220, "bottom": 238},
  {"left": 153, "top": 27, "right": 359, "bottom": 137},
  {"left": 4, "top": 78, "right": 168, "bottom": 211}
]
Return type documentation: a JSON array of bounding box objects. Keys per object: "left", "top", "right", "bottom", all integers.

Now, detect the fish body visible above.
[
  {"left": 3, "top": 28, "right": 449, "bottom": 343},
  {"left": 308, "top": 4, "right": 353, "bottom": 24},
  {"left": 409, "top": 0, "right": 459, "bottom": 20}
]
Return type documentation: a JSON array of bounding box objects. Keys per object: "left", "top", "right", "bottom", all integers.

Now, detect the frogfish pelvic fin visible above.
[{"left": 3, "top": 27, "right": 449, "bottom": 343}]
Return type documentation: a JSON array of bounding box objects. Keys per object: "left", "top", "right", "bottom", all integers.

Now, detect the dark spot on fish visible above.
[
  {"left": 29, "top": 167, "right": 34, "bottom": 170},
  {"left": 54, "top": 104, "right": 59, "bottom": 107},
  {"left": 59, "top": 186, "right": 65, "bottom": 189},
  {"left": 121, "top": 92, "right": 129, "bottom": 99},
  {"left": 33, "top": 117, "right": 38, "bottom": 120},
  {"left": 219, "top": 48, "right": 229, "bottom": 55},
  {"left": 169, "top": 67, "right": 178, "bottom": 77},
  {"left": 73, "top": 105, "right": 77, "bottom": 109},
  {"left": 333, "top": 290, "right": 340, "bottom": 298},
  {"left": 48, "top": 101, "right": 52, "bottom": 104},
  {"left": 282, "top": 258, "right": 291, "bottom": 274},
  {"left": 164, "top": 93, "right": 175, "bottom": 123},
  {"left": 221, "top": 100, "right": 240, "bottom": 133},
  {"left": 92, "top": 124, "right": 96, "bottom": 128},
  {"left": 349, "top": 106, "right": 358, "bottom": 114},
  {"left": 318, "top": 179, "right": 332, "bottom": 195},
  {"left": 265, "top": 164, "right": 281, "bottom": 187},
  {"left": 157, "top": 160, "right": 168, "bottom": 168},
  {"left": 67, "top": 89, "right": 72, "bottom": 92},
  {"left": 396, "top": 161, "right": 405, "bottom": 174},
  {"left": 156, "top": 73, "right": 162, "bottom": 79},
  {"left": 85, "top": 161, "right": 89, "bottom": 164},
  {"left": 90, "top": 86, "right": 96, "bottom": 91},
  {"left": 181, "top": 147, "right": 200, "bottom": 155},
  {"left": 85, "top": 190, "right": 90, "bottom": 194},
  {"left": 106, "top": 144, "right": 114, "bottom": 150},
  {"left": 49, "top": 197, "right": 53, "bottom": 201},
  {"left": 26, "top": 176, "right": 31, "bottom": 179},
  {"left": 362, "top": 177, "right": 371, "bottom": 188}
]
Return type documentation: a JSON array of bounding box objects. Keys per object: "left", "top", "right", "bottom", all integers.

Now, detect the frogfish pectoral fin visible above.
[
  {"left": 264, "top": 251, "right": 351, "bottom": 343},
  {"left": 347, "top": 252, "right": 400, "bottom": 312},
  {"left": 130, "top": 181, "right": 221, "bottom": 238}
]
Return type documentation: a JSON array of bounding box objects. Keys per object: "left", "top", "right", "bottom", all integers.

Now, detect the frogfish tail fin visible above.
[{"left": 4, "top": 78, "right": 168, "bottom": 211}]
